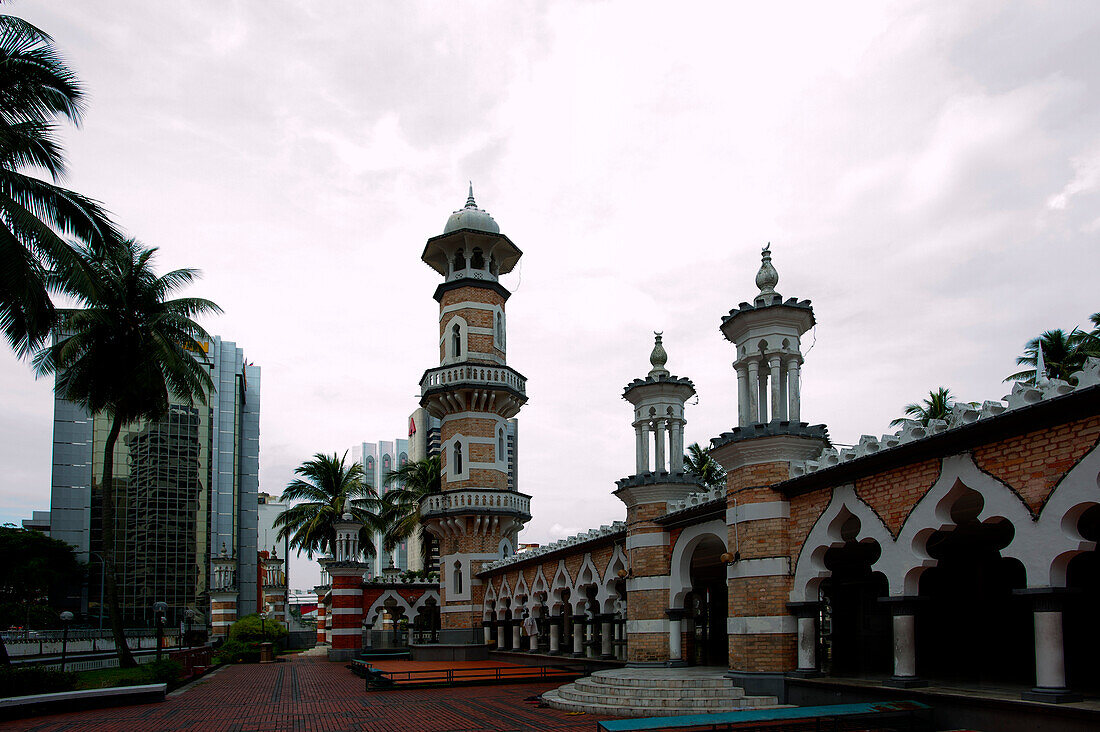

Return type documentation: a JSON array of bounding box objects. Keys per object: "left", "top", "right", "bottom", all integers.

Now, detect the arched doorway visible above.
[
  {"left": 818, "top": 514, "right": 890, "bottom": 676},
  {"left": 1064, "top": 504, "right": 1100, "bottom": 693},
  {"left": 684, "top": 535, "right": 727, "bottom": 666},
  {"left": 916, "top": 489, "right": 1031, "bottom": 684}
]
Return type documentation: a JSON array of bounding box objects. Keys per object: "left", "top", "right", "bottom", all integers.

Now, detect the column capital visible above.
[
  {"left": 878, "top": 595, "right": 922, "bottom": 615},
  {"left": 785, "top": 601, "right": 821, "bottom": 619},
  {"left": 1013, "top": 587, "right": 1079, "bottom": 611}
]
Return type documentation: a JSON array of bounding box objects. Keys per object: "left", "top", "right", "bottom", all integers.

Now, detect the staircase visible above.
[{"left": 541, "top": 667, "right": 781, "bottom": 718}]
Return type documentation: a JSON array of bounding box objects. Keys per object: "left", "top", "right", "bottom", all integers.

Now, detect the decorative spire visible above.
[
  {"left": 755, "top": 242, "right": 779, "bottom": 299},
  {"left": 1035, "top": 341, "right": 1049, "bottom": 387},
  {"left": 649, "top": 332, "right": 669, "bottom": 377},
  {"left": 465, "top": 181, "right": 477, "bottom": 209}
]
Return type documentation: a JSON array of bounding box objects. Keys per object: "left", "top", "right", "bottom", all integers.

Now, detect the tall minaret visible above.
[{"left": 418, "top": 187, "right": 531, "bottom": 641}]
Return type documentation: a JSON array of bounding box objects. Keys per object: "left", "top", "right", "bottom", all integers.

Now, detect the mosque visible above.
[{"left": 287, "top": 191, "right": 1099, "bottom": 729}]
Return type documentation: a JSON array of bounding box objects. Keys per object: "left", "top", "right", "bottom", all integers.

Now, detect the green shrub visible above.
[
  {"left": 228, "top": 613, "right": 288, "bottom": 643},
  {"left": 139, "top": 659, "right": 183, "bottom": 684},
  {"left": 0, "top": 666, "right": 77, "bottom": 698},
  {"left": 214, "top": 638, "right": 261, "bottom": 664}
]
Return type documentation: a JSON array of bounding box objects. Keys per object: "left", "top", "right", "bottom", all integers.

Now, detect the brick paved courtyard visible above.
[{"left": 5, "top": 653, "right": 614, "bottom": 732}]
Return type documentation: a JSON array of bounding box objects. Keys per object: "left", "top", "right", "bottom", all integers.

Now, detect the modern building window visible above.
[
  {"left": 452, "top": 324, "right": 461, "bottom": 358},
  {"left": 454, "top": 441, "right": 463, "bottom": 474}
]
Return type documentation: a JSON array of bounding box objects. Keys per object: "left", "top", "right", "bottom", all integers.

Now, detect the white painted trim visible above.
[
  {"left": 330, "top": 628, "right": 361, "bottom": 636},
  {"left": 727, "top": 501, "right": 789, "bottom": 525},
  {"left": 330, "top": 589, "right": 362, "bottom": 596},
  {"left": 442, "top": 604, "right": 476, "bottom": 613},
  {"left": 626, "top": 619, "right": 668, "bottom": 634},
  {"left": 627, "top": 575, "right": 670, "bottom": 591},
  {"left": 442, "top": 411, "right": 509, "bottom": 423},
  {"left": 669, "top": 520, "right": 728, "bottom": 607},
  {"left": 626, "top": 532, "right": 669, "bottom": 550},
  {"left": 727, "top": 557, "right": 789, "bottom": 579},
  {"left": 728, "top": 615, "right": 796, "bottom": 635},
  {"left": 330, "top": 607, "right": 362, "bottom": 615}
]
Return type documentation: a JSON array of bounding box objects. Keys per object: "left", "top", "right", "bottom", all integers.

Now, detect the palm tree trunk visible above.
[{"left": 100, "top": 413, "right": 137, "bottom": 668}]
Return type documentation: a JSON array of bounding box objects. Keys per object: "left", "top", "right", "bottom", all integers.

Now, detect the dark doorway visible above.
[
  {"left": 916, "top": 491, "right": 1031, "bottom": 685},
  {"left": 1064, "top": 504, "right": 1100, "bottom": 693},
  {"left": 820, "top": 537, "right": 891, "bottom": 676},
  {"left": 687, "top": 536, "right": 727, "bottom": 666}
]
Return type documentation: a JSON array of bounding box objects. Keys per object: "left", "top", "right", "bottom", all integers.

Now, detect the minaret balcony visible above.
[
  {"left": 420, "top": 488, "right": 532, "bottom": 524},
  {"left": 420, "top": 364, "right": 527, "bottom": 417}
]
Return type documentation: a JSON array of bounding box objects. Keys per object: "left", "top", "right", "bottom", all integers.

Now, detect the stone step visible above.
[
  {"left": 571, "top": 676, "right": 746, "bottom": 700},
  {"left": 541, "top": 688, "right": 783, "bottom": 718},
  {"left": 584, "top": 669, "right": 736, "bottom": 689},
  {"left": 556, "top": 684, "right": 752, "bottom": 710}
]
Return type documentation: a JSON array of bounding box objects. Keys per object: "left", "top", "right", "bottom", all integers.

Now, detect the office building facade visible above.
[{"left": 49, "top": 336, "right": 260, "bottom": 627}]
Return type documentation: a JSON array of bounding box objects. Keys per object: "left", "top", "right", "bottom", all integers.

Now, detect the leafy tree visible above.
[
  {"left": 889, "top": 387, "right": 961, "bottom": 427},
  {"left": 379, "top": 455, "right": 441, "bottom": 569},
  {"left": 33, "top": 239, "right": 220, "bottom": 667},
  {"left": 0, "top": 525, "right": 84, "bottom": 665},
  {"left": 683, "top": 442, "right": 726, "bottom": 489},
  {"left": 1004, "top": 329, "right": 1093, "bottom": 384},
  {"left": 274, "top": 452, "right": 384, "bottom": 559},
  {"left": 0, "top": 10, "right": 117, "bottom": 356}
]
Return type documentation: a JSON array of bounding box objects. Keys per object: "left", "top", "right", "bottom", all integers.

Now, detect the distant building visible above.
[
  {"left": 48, "top": 336, "right": 260, "bottom": 627},
  {"left": 21, "top": 510, "right": 51, "bottom": 535},
  {"left": 350, "top": 439, "right": 409, "bottom": 575},
  {"left": 258, "top": 492, "right": 290, "bottom": 589}
]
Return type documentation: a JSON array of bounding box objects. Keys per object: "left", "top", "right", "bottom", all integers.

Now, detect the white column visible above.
[
  {"left": 756, "top": 362, "right": 769, "bottom": 423},
  {"left": 892, "top": 613, "right": 917, "bottom": 679},
  {"left": 635, "top": 424, "right": 646, "bottom": 474},
  {"left": 640, "top": 423, "right": 650, "bottom": 472},
  {"left": 670, "top": 420, "right": 683, "bottom": 472},
  {"left": 797, "top": 616, "right": 816, "bottom": 671},
  {"left": 746, "top": 360, "right": 760, "bottom": 423},
  {"left": 600, "top": 617, "right": 613, "bottom": 658},
  {"left": 1034, "top": 608, "right": 1066, "bottom": 689},
  {"left": 769, "top": 356, "right": 783, "bottom": 422},
  {"left": 498, "top": 619, "right": 510, "bottom": 650},
  {"left": 529, "top": 628, "right": 539, "bottom": 652},
  {"left": 654, "top": 420, "right": 667, "bottom": 473},
  {"left": 787, "top": 359, "right": 801, "bottom": 423},
  {"left": 512, "top": 622, "right": 522, "bottom": 651},
  {"left": 585, "top": 621, "right": 595, "bottom": 658},
  {"left": 572, "top": 618, "right": 585, "bottom": 656},
  {"left": 668, "top": 611, "right": 683, "bottom": 662},
  {"left": 736, "top": 364, "right": 749, "bottom": 427},
  {"left": 549, "top": 621, "right": 560, "bottom": 654},
  {"left": 483, "top": 624, "right": 492, "bottom": 645}
]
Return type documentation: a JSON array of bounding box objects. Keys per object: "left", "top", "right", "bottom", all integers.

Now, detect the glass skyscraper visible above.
[{"left": 49, "top": 336, "right": 260, "bottom": 627}]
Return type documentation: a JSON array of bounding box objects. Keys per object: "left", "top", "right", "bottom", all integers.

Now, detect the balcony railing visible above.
[
  {"left": 420, "top": 489, "right": 531, "bottom": 520},
  {"left": 420, "top": 364, "right": 526, "bottom": 397}
]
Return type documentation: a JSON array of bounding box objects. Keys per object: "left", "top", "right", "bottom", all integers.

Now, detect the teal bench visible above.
[{"left": 596, "top": 700, "right": 931, "bottom": 731}]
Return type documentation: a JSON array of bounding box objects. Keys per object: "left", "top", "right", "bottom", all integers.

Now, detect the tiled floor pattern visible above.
[{"left": 6, "top": 653, "right": 614, "bottom": 732}]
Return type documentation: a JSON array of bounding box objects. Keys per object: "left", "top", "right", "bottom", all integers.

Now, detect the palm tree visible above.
[
  {"left": 683, "top": 442, "right": 726, "bottom": 489},
  {"left": 33, "top": 238, "right": 220, "bottom": 667},
  {"left": 889, "top": 387, "right": 958, "bottom": 427},
  {"left": 275, "top": 452, "right": 384, "bottom": 560},
  {"left": 1004, "top": 329, "right": 1092, "bottom": 384},
  {"left": 379, "top": 456, "right": 442, "bottom": 571},
  {"left": 0, "top": 11, "right": 117, "bottom": 356}
]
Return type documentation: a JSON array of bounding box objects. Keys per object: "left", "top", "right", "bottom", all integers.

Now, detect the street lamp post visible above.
[
  {"left": 89, "top": 551, "right": 106, "bottom": 631},
  {"left": 153, "top": 601, "right": 168, "bottom": 662},
  {"left": 59, "top": 611, "right": 74, "bottom": 673},
  {"left": 184, "top": 609, "right": 195, "bottom": 649}
]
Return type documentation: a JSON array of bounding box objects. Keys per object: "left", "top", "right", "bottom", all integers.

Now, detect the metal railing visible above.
[{"left": 3, "top": 630, "right": 181, "bottom": 658}]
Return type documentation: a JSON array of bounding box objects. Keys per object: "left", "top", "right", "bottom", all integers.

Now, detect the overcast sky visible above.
[{"left": 1, "top": 1, "right": 1098, "bottom": 591}]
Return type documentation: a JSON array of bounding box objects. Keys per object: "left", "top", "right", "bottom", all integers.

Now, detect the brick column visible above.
[
  {"left": 314, "top": 586, "right": 329, "bottom": 645},
  {"left": 210, "top": 591, "right": 238, "bottom": 639},
  {"left": 327, "top": 564, "right": 365, "bottom": 661}
]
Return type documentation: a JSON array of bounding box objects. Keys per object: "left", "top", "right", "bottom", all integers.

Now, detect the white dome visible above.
[{"left": 444, "top": 185, "right": 500, "bottom": 234}]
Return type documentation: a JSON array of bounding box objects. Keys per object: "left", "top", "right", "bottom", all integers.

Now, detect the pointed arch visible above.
[{"left": 669, "top": 520, "right": 728, "bottom": 607}]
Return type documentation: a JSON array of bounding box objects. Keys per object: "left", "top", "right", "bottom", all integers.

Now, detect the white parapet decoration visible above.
[{"left": 785, "top": 359, "right": 1100, "bottom": 480}]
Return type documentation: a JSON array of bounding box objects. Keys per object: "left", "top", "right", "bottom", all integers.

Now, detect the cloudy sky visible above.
[{"left": 1, "top": 1, "right": 1097, "bottom": 590}]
